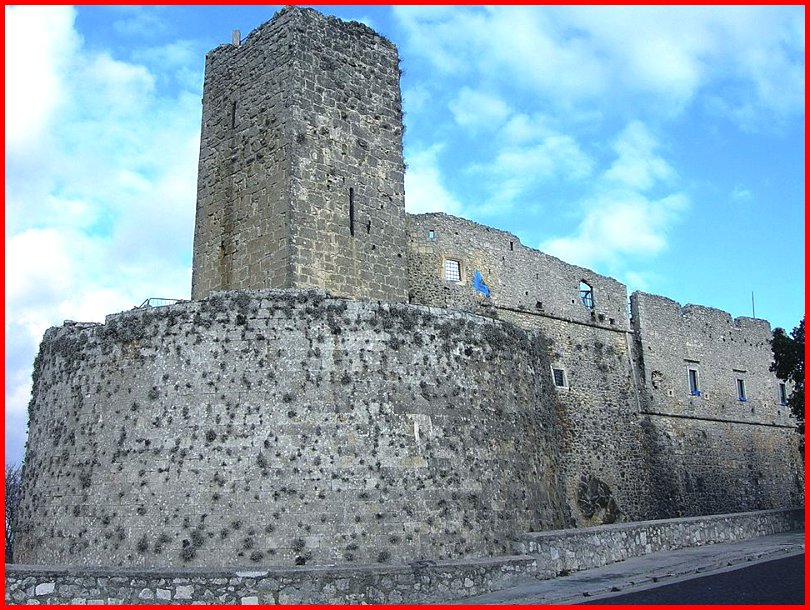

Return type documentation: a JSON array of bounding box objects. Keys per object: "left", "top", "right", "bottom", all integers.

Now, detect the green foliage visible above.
[
  {"left": 5, "top": 463, "right": 22, "bottom": 562},
  {"left": 771, "top": 318, "right": 805, "bottom": 429}
]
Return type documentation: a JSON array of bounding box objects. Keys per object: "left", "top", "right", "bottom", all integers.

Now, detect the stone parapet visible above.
[{"left": 512, "top": 507, "right": 805, "bottom": 572}]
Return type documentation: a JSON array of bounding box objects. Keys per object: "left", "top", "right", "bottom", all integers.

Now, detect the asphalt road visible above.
[{"left": 582, "top": 553, "right": 805, "bottom": 605}]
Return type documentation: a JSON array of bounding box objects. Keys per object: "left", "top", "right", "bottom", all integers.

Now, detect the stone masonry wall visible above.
[
  {"left": 407, "top": 212, "right": 629, "bottom": 331},
  {"left": 191, "top": 7, "right": 408, "bottom": 302},
  {"left": 287, "top": 9, "right": 408, "bottom": 302},
  {"left": 501, "top": 311, "right": 657, "bottom": 527},
  {"left": 191, "top": 11, "right": 294, "bottom": 299},
  {"left": 406, "top": 212, "right": 657, "bottom": 526},
  {"left": 15, "top": 290, "right": 569, "bottom": 568},
  {"left": 405, "top": 213, "right": 803, "bottom": 523},
  {"left": 7, "top": 509, "right": 802, "bottom": 604},
  {"left": 631, "top": 292, "right": 804, "bottom": 516}
]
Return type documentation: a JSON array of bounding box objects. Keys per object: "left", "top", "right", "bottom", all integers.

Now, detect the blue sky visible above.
[{"left": 5, "top": 5, "right": 805, "bottom": 466}]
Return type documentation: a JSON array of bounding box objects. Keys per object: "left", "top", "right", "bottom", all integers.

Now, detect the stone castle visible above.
[{"left": 15, "top": 7, "right": 803, "bottom": 570}]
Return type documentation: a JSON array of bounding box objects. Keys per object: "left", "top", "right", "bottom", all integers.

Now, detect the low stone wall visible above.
[
  {"left": 5, "top": 555, "right": 539, "bottom": 605},
  {"left": 512, "top": 507, "right": 804, "bottom": 572},
  {"left": 6, "top": 509, "right": 802, "bottom": 604}
]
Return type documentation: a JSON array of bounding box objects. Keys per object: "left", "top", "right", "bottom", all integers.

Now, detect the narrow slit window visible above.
[
  {"left": 366, "top": 219, "right": 371, "bottom": 234},
  {"left": 509, "top": 241, "right": 514, "bottom": 251},
  {"left": 579, "top": 280, "right": 594, "bottom": 310},
  {"left": 688, "top": 369, "right": 700, "bottom": 396},
  {"left": 736, "top": 379, "right": 747, "bottom": 402},
  {"left": 349, "top": 187, "right": 355, "bottom": 237},
  {"left": 778, "top": 383, "right": 788, "bottom": 406},
  {"left": 230, "top": 101, "right": 237, "bottom": 128},
  {"left": 552, "top": 368, "right": 567, "bottom": 388},
  {"left": 443, "top": 259, "right": 461, "bottom": 282}
]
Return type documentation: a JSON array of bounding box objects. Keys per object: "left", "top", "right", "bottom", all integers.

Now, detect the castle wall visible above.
[
  {"left": 16, "top": 290, "right": 569, "bottom": 568},
  {"left": 501, "top": 311, "right": 657, "bottom": 526},
  {"left": 6, "top": 509, "right": 803, "bottom": 604},
  {"left": 191, "top": 8, "right": 407, "bottom": 302},
  {"left": 631, "top": 292, "right": 804, "bottom": 516},
  {"left": 407, "top": 212, "right": 629, "bottom": 331},
  {"left": 406, "top": 212, "right": 658, "bottom": 526},
  {"left": 405, "top": 213, "right": 803, "bottom": 524}
]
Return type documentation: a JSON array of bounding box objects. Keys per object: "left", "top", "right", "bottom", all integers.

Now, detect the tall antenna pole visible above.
[{"left": 751, "top": 291, "right": 756, "bottom": 318}]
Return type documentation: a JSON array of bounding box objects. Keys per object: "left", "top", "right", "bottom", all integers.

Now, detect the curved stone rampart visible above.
[{"left": 16, "top": 290, "right": 569, "bottom": 567}]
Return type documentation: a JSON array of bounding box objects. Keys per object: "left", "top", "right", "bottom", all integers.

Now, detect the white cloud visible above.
[
  {"left": 500, "top": 113, "right": 553, "bottom": 146},
  {"left": 5, "top": 5, "right": 79, "bottom": 153},
  {"left": 542, "top": 192, "right": 689, "bottom": 269},
  {"left": 402, "top": 85, "right": 431, "bottom": 115},
  {"left": 731, "top": 185, "right": 753, "bottom": 203},
  {"left": 394, "top": 5, "right": 805, "bottom": 125},
  {"left": 462, "top": 130, "right": 593, "bottom": 214},
  {"left": 404, "top": 144, "right": 464, "bottom": 215},
  {"left": 540, "top": 122, "right": 688, "bottom": 269},
  {"left": 5, "top": 6, "right": 200, "bottom": 465},
  {"left": 492, "top": 135, "right": 592, "bottom": 180},
  {"left": 112, "top": 6, "right": 170, "bottom": 38},
  {"left": 604, "top": 121, "right": 676, "bottom": 191},
  {"left": 448, "top": 87, "right": 511, "bottom": 130},
  {"left": 393, "top": 5, "right": 481, "bottom": 74}
]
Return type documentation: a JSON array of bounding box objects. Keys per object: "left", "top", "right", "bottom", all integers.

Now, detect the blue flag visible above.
[{"left": 473, "top": 269, "right": 491, "bottom": 297}]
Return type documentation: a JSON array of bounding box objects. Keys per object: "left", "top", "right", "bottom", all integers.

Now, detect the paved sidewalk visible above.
[{"left": 453, "top": 531, "right": 805, "bottom": 604}]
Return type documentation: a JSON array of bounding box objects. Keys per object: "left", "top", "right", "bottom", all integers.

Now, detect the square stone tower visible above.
[{"left": 191, "top": 7, "right": 408, "bottom": 301}]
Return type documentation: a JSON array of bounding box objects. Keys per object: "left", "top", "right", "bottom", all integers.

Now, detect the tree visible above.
[
  {"left": 5, "top": 463, "right": 23, "bottom": 562},
  {"left": 771, "top": 317, "right": 804, "bottom": 430}
]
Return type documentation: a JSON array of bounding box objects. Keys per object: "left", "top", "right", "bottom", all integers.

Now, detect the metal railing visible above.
[{"left": 137, "top": 298, "right": 186, "bottom": 309}]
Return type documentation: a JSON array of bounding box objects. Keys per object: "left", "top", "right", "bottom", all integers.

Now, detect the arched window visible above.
[{"left": 579, "top": 280, "right": 594, "bottom": 310}]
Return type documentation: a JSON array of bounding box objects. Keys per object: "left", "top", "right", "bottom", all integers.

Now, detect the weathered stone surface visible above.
[
  {"left": 5, "top": 510, "right": 803, "bottom": 604},
  {"left": 191, "top": 6, "right": 407, "bottom": 303},
  {"left": 10, "top": 4, "right": 804, "bottom": 596},
  {"left": 156, "top": 588, "right": 171, "bottom": 600},
  {"left": 174, "top": 585, "right": 194, "bottom": 599},
  {"left": 406, "top": 212, "right": 804, "bottom": 523},
  {"left": 15, "top": 290, "right": 567, "bottom": 567}
]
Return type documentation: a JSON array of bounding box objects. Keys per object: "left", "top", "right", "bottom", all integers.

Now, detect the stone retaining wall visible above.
[
  {"left": 5, "top": 556, "right": 539, "bottom": 605},
  {"left": 6, "top": 509, "right": 802, "bottom": 604},
  {"left": 512, "top": 507, "right": 804, "bottom": 572}
]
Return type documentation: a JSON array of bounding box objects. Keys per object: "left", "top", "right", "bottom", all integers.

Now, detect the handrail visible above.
[{"left": 136, "top": 298, "right": 186, "bottom": 309}]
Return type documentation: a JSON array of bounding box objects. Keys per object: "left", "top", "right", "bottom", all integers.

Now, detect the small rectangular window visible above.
[
  {"left": 443, "top": 259, "right": 461, "bottom": 282},
  {"left": 428, "top": 230, "right": 435, "bottom": 240},
  {"left": 736, "top": 378, "right": 747, "bottom": 402},
  {"left": 688, "top": 369, "right": 700, "bottom": 396},
  {"left": 552, "top": 368, "right": 567, "bottom": 388},
  {"left": 779, "top": 382, "right": 788, "bottom": 406}
]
